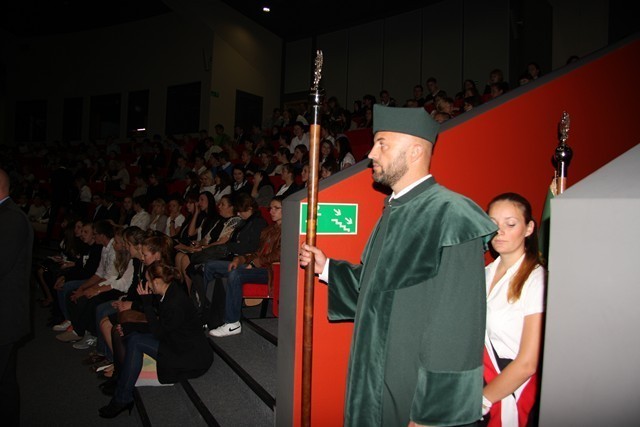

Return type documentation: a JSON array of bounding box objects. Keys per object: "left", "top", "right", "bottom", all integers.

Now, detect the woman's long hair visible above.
[
  {"left": 488, "top": 192, "right": 541, "bottom": 303},
  {"left": 113, "top": 226, "right": 132, "bottom": 278},
  {"left": 142, "top": 232, "right": 175, "bottom": 265},
  {"left": 335, "top": 135, "right": 353, "bottom": 163}
]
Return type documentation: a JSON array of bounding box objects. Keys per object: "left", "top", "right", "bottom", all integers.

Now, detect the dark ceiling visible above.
[{"left": 0, "top": 0, "right": 432, "bottom": 41}]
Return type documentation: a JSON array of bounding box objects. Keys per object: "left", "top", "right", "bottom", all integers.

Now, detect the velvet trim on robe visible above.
[{"left": 328, "top": 177, "right": 497, "bottom": 426}]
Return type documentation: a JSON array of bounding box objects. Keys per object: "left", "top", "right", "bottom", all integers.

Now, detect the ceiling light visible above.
[{"left": 263, "top": 6, "right": 271, "bottom": 12}]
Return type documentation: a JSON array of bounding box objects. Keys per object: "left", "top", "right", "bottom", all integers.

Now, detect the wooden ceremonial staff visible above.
[
  {"left": 554, "top": 111, "right": 573, "bottom": 195},
  {"left": 302, "top": 50, "right": 324, "bottom": 427}
]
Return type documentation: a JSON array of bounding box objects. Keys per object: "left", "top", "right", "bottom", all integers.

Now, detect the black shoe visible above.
[{"left": 98, "top": 400, "right": 133, "bottom": 418}]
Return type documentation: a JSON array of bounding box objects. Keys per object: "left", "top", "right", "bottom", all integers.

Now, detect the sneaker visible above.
[
  {"left": 56, "top": 330, "right": 81, "bottom": 343},
  {"left": 208, "top": 322, "right": 241, "bottom": 337},
  {"left": 52, "top": 320, "right": 71, "bottom": 332},
  {"left": 72, "top": 334, "right": 97, "bottom": 350}
]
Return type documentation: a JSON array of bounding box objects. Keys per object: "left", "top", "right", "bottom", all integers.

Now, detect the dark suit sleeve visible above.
[{"left": 327, "top": 260, "right": 362, "bottom": 321}]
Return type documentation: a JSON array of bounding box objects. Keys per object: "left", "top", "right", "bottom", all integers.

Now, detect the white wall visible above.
[{"left": 540, "top": 144, "right": 640, "bottom": 425}]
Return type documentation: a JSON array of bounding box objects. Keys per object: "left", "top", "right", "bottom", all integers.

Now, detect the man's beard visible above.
[{"left": 372, "top": 153, "right": 408, "bottom": 188}]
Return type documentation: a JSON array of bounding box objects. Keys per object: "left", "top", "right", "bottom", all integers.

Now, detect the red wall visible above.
[{"left": 289, "top": 36, "right": 640, "bottom": 426}]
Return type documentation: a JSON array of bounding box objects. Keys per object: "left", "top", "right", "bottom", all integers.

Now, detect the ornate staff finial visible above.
[
  {"left": 553, "top": 111, "right": 574, "bottom": 195},
  {"left": 311, "top": 50, "right": 323, "bottom": 92},
  {"left": 559, "top": 111, "right": 570, "bottom": 146}
]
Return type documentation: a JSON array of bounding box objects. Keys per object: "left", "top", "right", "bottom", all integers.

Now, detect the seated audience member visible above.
[
  {"left": 118, "top": 196, "right": 135, "bottom": 227},
  {"left": 231, "top": 165, "right": 251, "bottom": 195},
  {"left": 484, "top": 68, "right": 509, "bottom": 94},
  {"left": 192, "top": 155, "right": 207, "bottom": 176},
  {"left": 434, "top": 112, "right": 452, "bottom": 124},
  {"left": 173, "top": 192, "right": 199, "bottom": 245},
  {"left": 357, "top": 107, "right": 373, "bottom": 129},
  {"left": 204, "top": 196, "right": 283, "bottom": 337},
  {"left": 258, "top": 147, "right": 277, "bottom": 176},
  {"left": 50, "top": 221, "right": 102, "bottom": 325},
  {"left": 182, "top": 171, "right": 200, "bottom": 199},
  {"left": 211, "top": 170, "right": 232, "bottom": 203},
  {"left": 175, "top": 194, "right": 242, "bottom": 292},
  {"left": 291, "top": 121, "right": 310, "bottom": 151},
  {"left": 173, "top": 191, "right": 218, "bottom": 255},
  {"left": 98, "top": 262, "right": 213, "bottom": 418},
  {"left": 213, "top": 123, "right": 231, "bottom": 147},
  {"left": 105, "top": 160, "right": 130, "bottom": 192},
  {"left": 53, "top": 220, "right": 117, "bottom": 341},
  {"left": 527, "top": 61, "right": 542, "bottom": 80},
  {"left": 321, "top": 160, "right": 339, "bottom": 180},
  {"left": 490, "top": 81, "right": 509, "bottom": 99},
  {"left": 250, "top": 170, "right": 275, "bottom": 207},
  {"left": 433, "top": 96, "right": 458, "bottom": 118},
  {"left": 66, "top": 227, "right": 134, "bottom": 350},
  {"left": 148, "top": 141, "right": 166, "bottom": 170},
  {"left": 35, "top": 216, "right": 85, "bottom": 309},
  {"left": 278, "top": 131, "right": 293, "bottom": 154},
  {"left": 27, "top": 193, "right": 47, "bottom": 221},
  {"left": 300, "top": 162, "right": 310, "bottom": 188},
  {"left": 335, "top": 135, "right": 356, "bottom": 170},
  {"left": 130, "top": 145, "right": 146, "bottom": 168},
  {"left": 319, "top": 140, "right": 336, "bottom": 167},
  {"left": 148, "top": 198, "right": 168, "bottom": 234},
  {"left": 165, "top": 196, "right": 186, "bottom": 237},
  {"left": 105, "top": 193, "right": 122, "bottom": 223},
  {"left": 217, "top": 151, "right": 234, "bottom": 177},
  {"left": 273, "top": 147, "right": 292, "bottom": 175},
  {"left": 482, "top": 193, "right": 545, "bottom": 426},
  {"left": 130, "top": 196, "right": 151, "bottom": 230},
  {"left": 74, "top": 176, "right": 92, "bottom": 218},
  {"left": 145, "top": 172, "right": 167, "bottom": 202},
  {"left": 463, "top": 95, "right": 482, "bottom": 112},
  {"left": 275, "top": 164, "right": 302, "bottom": 198},
  {"left": 199, "top": 170, "right": 216, "bottom": 195},
  {"left": 290, "top": 144, "right": 309, "bottom": 172},
  {"left": 518, "top": 72, "right": 533, "bottom": 86},
  {"left": 29, "top": 195, "right": 52, "bottom": 234},
  {"left": 131, "top": 176, "right": 148, "bottom": 199},
  {"left": 169, "top": 155, "right": 191, "bottom": 182},
  {"left": 239, "top": 148, "right": 258, "bottom": 176},
  {"left": 93, "top": 226, "right": 146, "bottom": 374}
]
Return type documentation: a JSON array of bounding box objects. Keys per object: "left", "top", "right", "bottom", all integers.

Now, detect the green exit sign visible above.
[{"left": 300, "top": 203, "right": 358, "bottom": 235}]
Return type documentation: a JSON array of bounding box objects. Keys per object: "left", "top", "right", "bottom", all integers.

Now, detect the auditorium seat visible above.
[{"left": 242, "top": 262, "right": 280, "bottom": 318}]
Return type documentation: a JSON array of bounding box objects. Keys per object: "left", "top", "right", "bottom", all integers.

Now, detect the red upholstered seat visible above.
[
  {"left": 242, "top": 262, "right": 280, "bottom": 317},
  {"left": 259, "top": 206, "right": 274, "bottom": 224}
]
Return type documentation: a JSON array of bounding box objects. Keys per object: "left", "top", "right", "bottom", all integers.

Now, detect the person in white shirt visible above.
[
  {"left": 290, "top": 121, "right": 310, "bottom": 152},
  {"left": 165, "top": 197, "right": 186, "bottom": 237},
  {"left": 482, "top": 192, "right": 545, "bottom": 426},
  {"left": 129, "top": 196, "right": 151, "bottom": 231}
]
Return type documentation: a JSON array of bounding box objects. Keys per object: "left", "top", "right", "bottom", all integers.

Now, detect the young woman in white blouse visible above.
[{"left": 482, "top": 193, "right": 545, "bottom": 427}]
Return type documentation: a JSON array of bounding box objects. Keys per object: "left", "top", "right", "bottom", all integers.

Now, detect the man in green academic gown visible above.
[{"left": 300, "top": 105, "right": 497, "bottom": 426}]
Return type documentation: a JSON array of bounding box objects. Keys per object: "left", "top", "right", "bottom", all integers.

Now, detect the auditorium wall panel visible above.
[
  {"left": 346, "top": 21, "right": 384, "bottom": 108},
  {"left": 382, "top": 11, "right": 422, "bottom": 104}
]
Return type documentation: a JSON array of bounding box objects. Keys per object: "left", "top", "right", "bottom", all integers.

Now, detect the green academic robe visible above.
[{"left": 328, "top": 177, "right": 497, "bottom": 426}]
